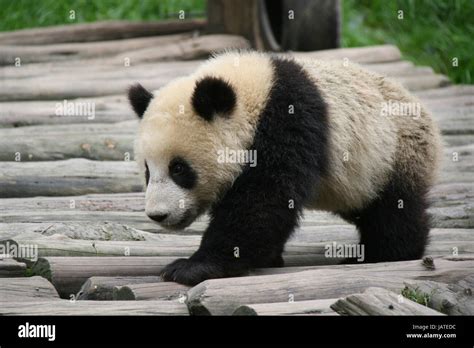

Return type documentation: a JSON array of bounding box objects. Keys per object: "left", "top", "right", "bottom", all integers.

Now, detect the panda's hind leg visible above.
[{"left": 342, "top": 175, "right": 430, "bottom": 263}]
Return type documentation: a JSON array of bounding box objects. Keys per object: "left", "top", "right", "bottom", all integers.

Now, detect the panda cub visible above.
[{"left": 129, "top": 51, "right": 442, "bottom": 286}]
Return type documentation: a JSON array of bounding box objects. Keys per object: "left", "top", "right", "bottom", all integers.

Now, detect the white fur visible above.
[
  {"left": 134, "top": 51, "right": 274, "bottom": 227},
  {"left": 301, "top": 59, "right": 442, "bottom": 211},
  {"left": 144, "top": 161, "right": 195, "bottom": 227}
]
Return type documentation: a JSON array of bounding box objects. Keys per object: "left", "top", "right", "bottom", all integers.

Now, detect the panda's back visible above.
[{"left": 300, "top": 60, "right": 442, "bottom": 212}]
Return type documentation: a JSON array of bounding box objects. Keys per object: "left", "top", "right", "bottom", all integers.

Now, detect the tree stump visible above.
[{"left": 207, "top": 0, "right": 340, "bottom": 51}]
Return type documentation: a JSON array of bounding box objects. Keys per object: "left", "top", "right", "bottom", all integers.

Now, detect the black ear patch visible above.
[
  {"left": 191, "top": 77, "right": 237, "bottom": 121},
  {"left": 128, "top": 83, "right": 153, "bottom": 118}
]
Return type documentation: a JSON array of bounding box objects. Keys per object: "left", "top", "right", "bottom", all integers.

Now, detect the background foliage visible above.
[{"left": 342, "top": 0, "right": 473, "bottom": 84}]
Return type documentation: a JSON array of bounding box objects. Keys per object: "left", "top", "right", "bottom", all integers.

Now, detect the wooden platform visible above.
[{"left": 0, "top": 21, "right": 473, "bottom": 316}]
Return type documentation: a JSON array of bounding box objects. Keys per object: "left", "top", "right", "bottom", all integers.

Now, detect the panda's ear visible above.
[
  {"left": 128, "top": 83, "right": 153, "bottom": 119},
  {"left": 191, "top": 76, "right": 237, "bottom": 121}
]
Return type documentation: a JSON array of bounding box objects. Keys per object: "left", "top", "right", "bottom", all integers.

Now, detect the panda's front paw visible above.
[{"left": 160, "top": 258, "right": 235, "bottom": 286}]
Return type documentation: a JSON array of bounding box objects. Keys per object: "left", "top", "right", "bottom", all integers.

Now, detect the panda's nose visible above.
[{"left": 148, "top": 213, "right": 168, "bottom": 222}]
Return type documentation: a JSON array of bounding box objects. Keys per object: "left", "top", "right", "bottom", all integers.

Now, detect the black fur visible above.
[
  {"left": 144, "top": 161, "right": 150, "bottom": 185},
  {"left": 161, "top": 58, "right": 329, "bottom": 285},
  {"left": 169, "top": 156, "right": 197, "bottom": 190},
  {"left": 339, "top": 166, "right": 430, "bottom": 263},
  {"left": 191, "top": 77, "right": 237, "bottom": 121},
  {"left": 128, "top": 83, "right": 153, "bottom": 118}
]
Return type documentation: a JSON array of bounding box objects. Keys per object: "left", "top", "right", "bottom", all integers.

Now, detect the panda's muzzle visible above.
[{"left": 149, "top": 209, "right": 197, "bottom": 231}]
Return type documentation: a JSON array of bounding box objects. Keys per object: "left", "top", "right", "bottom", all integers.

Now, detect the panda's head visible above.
[{"left": 128, "top": 53, "right": 274, "bottom": 230}]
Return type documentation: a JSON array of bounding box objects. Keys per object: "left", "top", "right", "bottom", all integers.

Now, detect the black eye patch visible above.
[
  {"left": 169, "top": 157, "right": 197, "bottom": 190},
  {"left": 145, "top": 161, "right": 150, "bottom": 185}
]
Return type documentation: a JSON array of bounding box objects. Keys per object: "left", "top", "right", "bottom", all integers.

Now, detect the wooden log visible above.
[
  {"left": 0, "top": 258, "right": 26, "bottom": 277},
  {"left": 423, "top": 95, "right": 474, "bottom": 109},
  {"left": 2, "top": 235, "right": 198, "bottom": 260},
  {"left": 361, "top": 61, "right": 420, "bottom": 76},
  {"left": 449, "top": 274, "right": 474, "bottom": 292},
  {"left": 0, "top": 19, "right": 207, "bottom": 45},
  {"left": 430, "top": 206, "right": 474, "bottom": 229},
  {"left": 0, "top": 192, "right": 144, "bottom": 212},
  {"left": 113, "top": 281, "right": 190, "bottom": 301},
  {"left": 0, "top": 300, "right": 189, "bottom": 315},
  {"left": 31, "top": 256, "right": 177, "bottom": 298},
  {"left": 0, "top": 221, "right": 203, "bottom": 241},
  {"left": 0, "top": 57, "right": 201, "bottom": 80},
  {"left": 0, "top": 122, "right": 136, "bottom": 161},
  {"left": 0, "top": 33, "right": 193, "bottom": 65},
  {"left": 0, "top": 65, "right": 196, "bottom": 101},
  {"left": 432, "top": 108, "right": 474, "bottom": 135},
  {"left": 439, "top": 172, "right": 474, "bottom": 185},
  {"left": 430, "top": 182, "right": 474, "bottom": 207},
  {"left": 442, "top": 135, "right": 474, "bottom": 147},
  {"left": 0, "top": 159, "right": 142, "bottom": 198},
  {"left": 415, "top": 85, "right": 474, "bottom": 99},
  {"left": 403, "top": 277, "right": 474, "bottom": 315},
  {"left": 0, "top": 211, "right": 208, "bottom": 234},
  {"left": 377, "top": 66, "right": 435, "bottom": 78},
  {"left": 233, "top": 299, "right": 338, "bottom": 316},
  {"left": 77, "top": 276, "right": 163, "bottom": 300},
  {"left": 394, "top": 74, "right": 451, "bottom": 91},
  {"left": 0, "top": 95, "right": 133, "bottom": 127},
  {"left": 330, "top": 287, "right": 443, "bottom": 315},
  {"left": 0, "top": 209, "right": 209, "bottom": 232},
  {"left": 1, "top": 119, "right": 137, "bottom": 136},
  {"left": 0, "top": 222, "right": 158, "bottom": 241},
  {"left": 1, "top": 34, "right": 249, "bottom": 66},
  {"left": 0, "top": 276, "right": 59, "bottom": 301},
  {"left": 429, "top": 107, "right": 474, "bottom": 119},
  {"left": 442, "top": 144, "right": 474, "bottom": 173},
  {"left": 290, "top": 45, "right": 401, "bottom": 64},
  {"left": 185, "top": 256, "right": 474, "bottom": 315},
  {"left": 112, "top": 34, "right": 249, "bottom": 64}
]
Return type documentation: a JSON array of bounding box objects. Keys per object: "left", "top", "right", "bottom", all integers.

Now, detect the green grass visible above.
[
  {"left": 342, "top": 0, "right": 474, "bottom": 84},
  {"left": 0, "top": 0, "right": 472, "bottom": 84},
  {"left": 401, "top": 286, "right": 431, "bottom": 307},
  {"left": 0, "top": 0, "right": 206, "bottom": 31}
]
